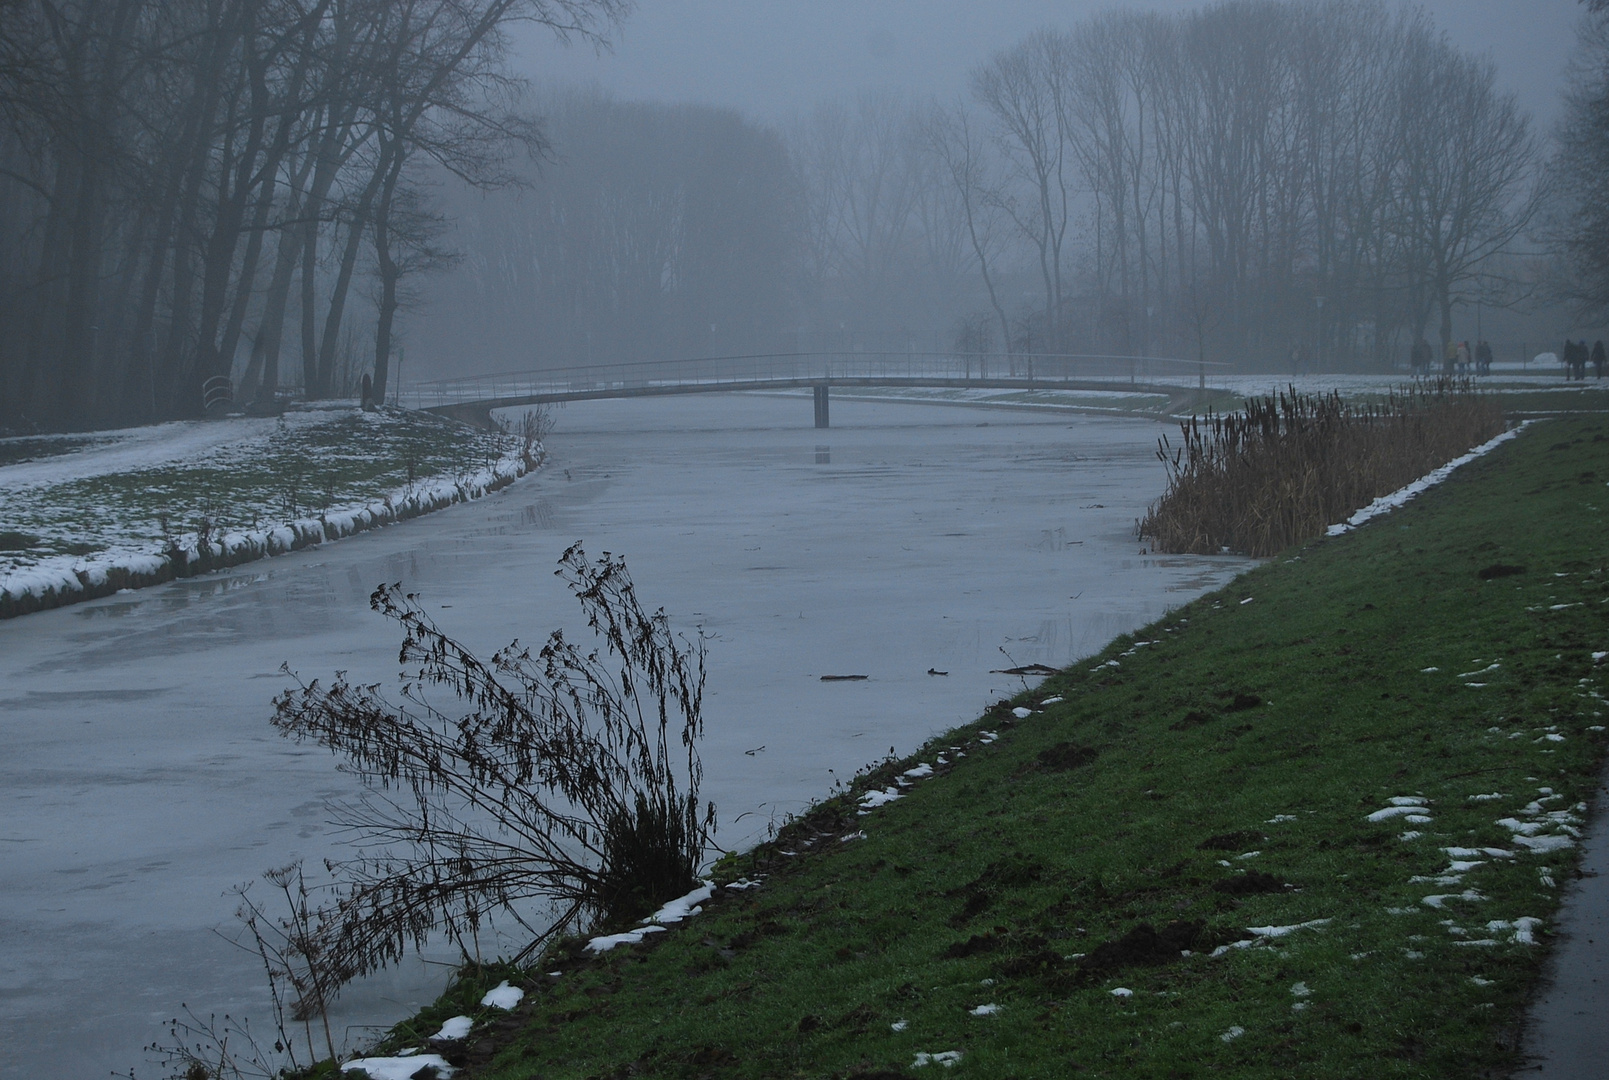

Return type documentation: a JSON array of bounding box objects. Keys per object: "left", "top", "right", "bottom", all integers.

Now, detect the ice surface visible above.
[{"left": 0, "top": 396, "right": 1248, "bottom": 1079}]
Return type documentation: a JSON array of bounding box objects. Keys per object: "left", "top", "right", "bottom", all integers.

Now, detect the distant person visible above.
[
  {"left": 1444, "top": 339, "right": 1458, "bottom": 375},
  {"left": 1566, "top": 340, "right": 1587, "bottom": 380},
  {"left": 1456, "top": 340, "right": 1470, "bottom": 374},
  {"left": 1475, "top": 340, "right": 1492, "bottom": 375},
  {"left": 1594, "top": 340, "right": 1606, "bottom": 379}
]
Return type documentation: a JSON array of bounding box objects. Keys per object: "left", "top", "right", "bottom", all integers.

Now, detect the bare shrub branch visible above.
[{"left": 269, "top": 543, "right": 712, "bottom": 992}]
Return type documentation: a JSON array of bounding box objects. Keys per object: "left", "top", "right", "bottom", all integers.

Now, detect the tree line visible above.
[
  {"left": 419, "top": 0, "right": 1543, "bottom": 382},
  {"left": 2, "top": 0, "right": 1552, "bottom": 431},
  {"left": 0, "top": 0, "right": 624, "bottom": 432},
  {"left": 860, "top": 0, "right": 1538, "bottom": 368}
]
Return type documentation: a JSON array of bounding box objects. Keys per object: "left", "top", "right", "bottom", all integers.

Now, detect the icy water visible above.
[{"left": 0, "top": 394, "right": 1247, "bottom": 1079}]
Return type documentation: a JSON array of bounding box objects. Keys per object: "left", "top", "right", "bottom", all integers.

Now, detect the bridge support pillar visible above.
[{"left": 813, "top": 383, "right": 830, "bottom": 428}]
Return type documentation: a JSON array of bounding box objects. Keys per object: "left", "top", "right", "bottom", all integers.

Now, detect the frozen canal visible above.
[{"left": 0, "top": 394, "right": 1246, "bottom": 1079}]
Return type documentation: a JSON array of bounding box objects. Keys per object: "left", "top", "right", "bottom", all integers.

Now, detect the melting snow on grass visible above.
[
  {"left": 858, "top": 788, "right": 903, "bottom": 813},
  {"left": 913, "top": 1051, "right": 963, "bottom": 1068},
  {"left": 647, "top": 882, "right": 714, "bottom": 924},
  {"left": 431, "top": 1015, "right": 474, "bottom": 1040},
  {"left": 1421, "top": 890, "right": 1485, "bottom": 909},
  {"left": 585, "top": 924, "right": 667, "bottom": 953},
  {"left": 1325, "top": 424, "right": 1526, "bottom": 536},
  {"left": 341, "top": 1054, "right": 456, "bottom": 1079},
  {"left": 1211, "top": 919, "right": 1332, "bottom": 955},
  {"left": 0, "top": 408, "right": 533, "bottom": 613},
  {"left": 480, "top": 981, "right": 525, "bottom": 1009},
  {"left": 969, "top": 1003, "right": 1000, "bottom": 1016}
]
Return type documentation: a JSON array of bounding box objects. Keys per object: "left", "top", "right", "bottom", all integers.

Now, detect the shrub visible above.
[
  {"left": 269, "top": 543, "right": 713, "bottom": 991},
  {"left": 1139, "top": 379, "right": 1506, "bottom": 557}
]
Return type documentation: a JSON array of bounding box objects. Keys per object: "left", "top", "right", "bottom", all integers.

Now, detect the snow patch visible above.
[
  {"left": 585, "top": 925, "right": 667, "bottom": 953},
  {"left": 431, "top": 1015, "right": 473, "bottom": 1041},
  {"left": 913, "top": 1051, "right": 963, "bottom": 1068},
  {"left": 342, "top": 1055, "right": 455, "bottom": 1079},
  {"left": 480, "top": 981, "right": 524, "bottom": 1010},
  {"left": 1325, "top": 424, "right": 1527, "bottom": 536}
]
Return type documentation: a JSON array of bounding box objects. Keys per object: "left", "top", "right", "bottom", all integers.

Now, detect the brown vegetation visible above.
[{"left": 1139, "top": 380, "right": 1506, "bottom": 557}]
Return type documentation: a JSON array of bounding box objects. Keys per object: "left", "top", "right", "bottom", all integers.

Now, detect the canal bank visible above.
[
  {"left": 1, "top": 395, "right": 1248, "bottom": 1079},
  {"left": 322, "top": 412, "right": 1609, "bottom": 1080}
]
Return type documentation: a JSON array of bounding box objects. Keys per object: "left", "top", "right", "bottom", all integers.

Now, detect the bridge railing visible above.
[{"left": 399, "top": 351, "right": 1220, "bottom": 409}]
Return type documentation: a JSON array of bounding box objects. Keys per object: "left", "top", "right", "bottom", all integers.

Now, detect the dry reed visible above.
[{"left": 1139, "top": 379, "right": 1506, "bottom": 557}]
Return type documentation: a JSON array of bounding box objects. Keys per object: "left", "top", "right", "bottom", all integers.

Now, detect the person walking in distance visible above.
[
  {"left": 1593, "top": 340, "right": 1606, "bottom": 379},
  {"left": 1476, "top": 340, "right": 1493, "bottom": 375}
]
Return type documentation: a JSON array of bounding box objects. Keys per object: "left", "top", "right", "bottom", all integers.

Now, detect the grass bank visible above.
[
  {"left": 360, "top": 415, "right": 1606, "bottom": 1079},
  {"left": 0, "top": 406, "right": 536, "bottom": 619}
]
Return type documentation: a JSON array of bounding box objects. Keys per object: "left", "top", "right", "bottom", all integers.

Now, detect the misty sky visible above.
[{"left": 516, "top": 0, "right": 1586, "bottom": 129}]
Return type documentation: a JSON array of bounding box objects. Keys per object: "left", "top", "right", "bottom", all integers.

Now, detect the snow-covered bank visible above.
[
  {"left": 1325, "top": 422, "right": 1530, "bottom": 537},
  {"left": 0, "top": 408, "right": 538, "bottom": 618}
]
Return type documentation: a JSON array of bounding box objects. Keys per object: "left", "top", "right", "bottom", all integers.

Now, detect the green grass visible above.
[
  {"left": 357, "top": 416, "right": 1607, "bottom": 1080},
  {"left": 1, "top": 408, "right": 503, "bottom": 564}
]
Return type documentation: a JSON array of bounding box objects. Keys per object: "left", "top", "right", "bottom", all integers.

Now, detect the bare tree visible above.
[{"left": 1390, "top": 30, "right": 1539, "bottom": 353}]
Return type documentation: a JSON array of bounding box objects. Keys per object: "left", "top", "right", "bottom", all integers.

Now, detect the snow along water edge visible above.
[{"left": 0, "top": 439, "right": 538, "bottom": 618}]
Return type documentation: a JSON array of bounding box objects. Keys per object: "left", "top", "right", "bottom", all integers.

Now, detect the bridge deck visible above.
[{"left": 404, "top": 352, "right": 1221, "bottom": 428}]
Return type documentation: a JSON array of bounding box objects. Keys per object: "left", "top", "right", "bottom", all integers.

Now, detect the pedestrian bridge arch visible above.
[{"left": 404, "top": 351, "right": 1222, "bottom": 429}]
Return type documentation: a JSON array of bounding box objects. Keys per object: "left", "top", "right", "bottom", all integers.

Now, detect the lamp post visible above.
[{"left": 1314, "top": 295, "right": 1326, "bottom": 371}]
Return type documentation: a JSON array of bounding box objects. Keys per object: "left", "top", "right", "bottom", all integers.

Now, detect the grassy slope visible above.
[{"left": 384, "top": 416, "right": 1608, "bottom": 1080}]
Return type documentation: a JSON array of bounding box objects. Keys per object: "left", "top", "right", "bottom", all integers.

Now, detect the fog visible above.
[
  {"left": 403, "top": 0, "right": 1593, "bottom": 382},
  {"left": 515, "top": 0, "right": 1582, "bottom": 128},
  {"left": 1, "top": 0, "right": 1594, "bottom": 433}
]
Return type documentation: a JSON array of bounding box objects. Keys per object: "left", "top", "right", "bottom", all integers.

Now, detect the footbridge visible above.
[{"left": 402, "top": 351, "right": 1224, "bottom": 429}]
